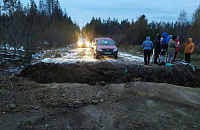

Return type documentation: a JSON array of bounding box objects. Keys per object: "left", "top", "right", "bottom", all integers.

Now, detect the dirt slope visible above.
[
  {"left": 0, "top": 75, "right": 200, "bottom": 129},
  {"left": 21, "top": 62, "right": 200, "bottom": 87},
  {"left": 1, "top": 58, "right": 200, "bottom": 129}
]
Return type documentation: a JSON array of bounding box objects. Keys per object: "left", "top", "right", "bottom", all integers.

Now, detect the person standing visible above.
[
  {"left": 184, "top": 38, "right": 195, "bottom": 63},
  {"left": 142, "top": 36, "right": 153, "bottom": 65},
  {"left": 159, "top": 32, "right": 170, "bottom": 65},
  {"left": 161, "top": 32, "right": 170, "bottom": 50},
  {"left": 154, "top": 34, "right": 161, "bottom": 64},
  {"left": 167, "top": 36, "right": 179, "bottom": 63},
  {"left": 168, "top": 35, "right": 172, "bottom": 40},
  {"left": 173, "top": 36, "right": 181, "bottom": 61}
]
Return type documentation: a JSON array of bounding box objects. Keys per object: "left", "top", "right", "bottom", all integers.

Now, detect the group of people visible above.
[{"left": 142, "top": 32, "right": 195, "bottom": 65}]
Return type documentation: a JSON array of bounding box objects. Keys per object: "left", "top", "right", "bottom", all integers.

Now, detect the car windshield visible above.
[
  {"left": 78, "top": 38, "right": 87, "bottom": 43},
  {"left": 97, "top": 40, "right": 114, "bottom": 45}
]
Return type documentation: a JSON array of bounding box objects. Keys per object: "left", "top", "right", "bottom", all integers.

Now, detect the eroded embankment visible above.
[{"left": 21, "top": 62, "right": 200, "bottom": 87}]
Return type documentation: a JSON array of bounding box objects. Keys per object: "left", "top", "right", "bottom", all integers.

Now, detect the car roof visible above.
[{"left": 97, "top": 37, "right": 113, "bottom": 40}]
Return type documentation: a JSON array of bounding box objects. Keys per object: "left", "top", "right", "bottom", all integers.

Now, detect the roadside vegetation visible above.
[{"left": 0, "top": 0, "right": 79, "bottom": 65}]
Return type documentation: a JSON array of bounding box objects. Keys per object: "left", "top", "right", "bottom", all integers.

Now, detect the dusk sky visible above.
[{"left": 13, "top": 0, "right": 200, "bottom": 28}]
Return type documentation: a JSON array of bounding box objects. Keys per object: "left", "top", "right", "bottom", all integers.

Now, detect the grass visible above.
[
  {"left": 190, "top": 53, "right": 200, "bottom": 68},
  {"left": 176, "top": 45, "right": 200, "bottom": 68}
]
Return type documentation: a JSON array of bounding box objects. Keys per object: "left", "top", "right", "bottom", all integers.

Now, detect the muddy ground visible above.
[
  {"left": 0, "top": 60, "right": 200, "bottom": 129},
  {"left": 1, "top": 47, "right": 200, "bottom": 129}
]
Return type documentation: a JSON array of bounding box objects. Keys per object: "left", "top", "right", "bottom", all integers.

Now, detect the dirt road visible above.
[
  {"left": 1, "top": 47, "right": 200, "bottom": 129},
  {"left": 36, "top": 47, "right": 144, "bottom": 64}
]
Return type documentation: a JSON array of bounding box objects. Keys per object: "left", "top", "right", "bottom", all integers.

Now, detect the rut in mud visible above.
[{"left": 21, "top": 62, "right": 200, "bottom": 88}]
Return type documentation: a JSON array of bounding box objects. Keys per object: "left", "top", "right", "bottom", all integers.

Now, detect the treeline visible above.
[
  {"left": 82, "top": 6, "right": 200, "bottom": 47},
  {"left": 0, "top": 0, "right": 79, "bottom": 51}
]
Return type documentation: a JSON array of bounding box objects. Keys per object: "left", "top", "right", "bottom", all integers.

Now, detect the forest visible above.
[
  {"left": 82, "top": 7, "right": 200, "bottom": 48},
  {"left": 0, "top": 0, "right": 200, "bottom": 64},
  {"left": 0, "top": 0, "right": 79, "bottom": 62}
]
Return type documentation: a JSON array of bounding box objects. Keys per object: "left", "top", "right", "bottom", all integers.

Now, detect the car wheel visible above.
[
  {"left": 96, "top": 54, "right": 100, "bottom": 59},
  {"left": 94, "top": 53, "right": 99, "bottom": 59},
  {"left": 94, "top": 53, "right": 100, "bottom": 59},
  {"left": 114, "top": 55, "right": 118, "bottom": 59}
]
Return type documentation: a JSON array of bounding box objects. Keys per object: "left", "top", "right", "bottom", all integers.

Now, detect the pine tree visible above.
[{"left": 190, "top": 4, "right": 200, "bottom": 46}]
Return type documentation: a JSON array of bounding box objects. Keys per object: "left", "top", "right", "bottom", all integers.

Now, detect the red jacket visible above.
[{"left": 175, "top": 39, "right": 181, "bottom": 52}]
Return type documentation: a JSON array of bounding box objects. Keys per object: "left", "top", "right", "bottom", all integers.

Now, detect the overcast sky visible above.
[{"left": 12, "top": 0, "right": 200, "bottom": 28}]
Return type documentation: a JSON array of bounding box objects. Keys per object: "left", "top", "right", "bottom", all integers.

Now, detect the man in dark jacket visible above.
[
  {"left": 154, "top": 34, "right": 161, "bottom": 64},
  {"left": 142, "top": 36, "right": 154, "bottom": 65}
]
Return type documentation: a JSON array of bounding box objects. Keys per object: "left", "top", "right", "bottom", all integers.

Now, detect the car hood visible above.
[{"left": 97, "top": 45, "right": 117, "bottom": 49}]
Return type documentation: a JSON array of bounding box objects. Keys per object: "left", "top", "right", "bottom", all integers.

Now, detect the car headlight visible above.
[
  {"left": 97, "top": 48, "right": 102, "bottom": 51},
  {"left": 78, "top": 41, "right": 82, "bottom": 46},
  {"left": 113, "top": 48, "right": 118, "bottom": 51},
  {"left": 86, "top": 42, "right": 90, "bottom": 46}
]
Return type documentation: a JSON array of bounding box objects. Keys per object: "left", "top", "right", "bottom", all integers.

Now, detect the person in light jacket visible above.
[
  {"left": 167, "top": 36, "right": 179, "bottom": 63},
  {"left": 142, "top": 36, "right": 153, "bottom": 65},
  {"left": 184, "top": 38, "right": 194, "bottom": 63}
]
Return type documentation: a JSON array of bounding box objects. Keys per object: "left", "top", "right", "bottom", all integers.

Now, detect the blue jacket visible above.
[
  {"left": 168, "top": 35, "right": 172, "bottom": 39},
  {"left": 142, "top": 37, "right": 153, "bottom": 50},
  {"left": 161, "top": 32, "right": 170, "bottom": 49}
]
